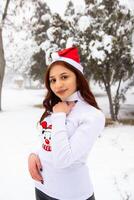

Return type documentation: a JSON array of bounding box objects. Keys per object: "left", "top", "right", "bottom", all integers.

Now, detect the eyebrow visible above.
[{"left": 49, "top": 72, "right": 68, "bottom": 79}]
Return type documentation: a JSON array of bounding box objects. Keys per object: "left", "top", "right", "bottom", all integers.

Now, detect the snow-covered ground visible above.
[{"left": 0, "top": 87, "right": 134, "bottom": 200}]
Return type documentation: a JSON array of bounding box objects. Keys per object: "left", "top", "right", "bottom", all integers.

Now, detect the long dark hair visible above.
[{"left": 40, "top": 61, "right": 99, "bottom": 122}]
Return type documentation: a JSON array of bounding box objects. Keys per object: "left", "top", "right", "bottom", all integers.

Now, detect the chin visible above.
[
  {"left": 60, "top": 97, "right": 67, "bottom": 101},
  {"left": 60, "top": 95, "right": 68, "bottom": 101}
]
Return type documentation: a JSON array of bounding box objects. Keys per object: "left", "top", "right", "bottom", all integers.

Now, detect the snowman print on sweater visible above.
[{"left": 40, "top": 121, "right": 52, "bottom": 152}]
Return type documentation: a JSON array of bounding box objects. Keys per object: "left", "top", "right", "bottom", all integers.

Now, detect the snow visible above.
[
  {"left": 89, "top": 40, "right": 106, "bottom": 62},
  {"left": 89, "top": 125, "right": 134, "bottom": 200},
  {"left": 40, "top": 40, "right": 51, "bottom": 52},
  {"left": 0, "top": 86, "right": 134, "bottom": 200},
  {"left": 89, "top": 34, "right": 114, "bottom": 61},
  {"left": 117, "top": 26, "right": 126, "bottom": 36},
  {"left": 102, "top": 34, "right": 113, "bottom": 54},
  {"left": 120, "top": 0, "right": 134, "bottom": 14},
  {"left": 47, "top": 27, "right": 56, "bottom": 41},
  {"left": 131, "top": 46, "right": 134, "bottom": 58},
  {"left": 66, "top": 37, "right": 75, "bottom": 48},
  {"left": 2, "top": 2, "right": 38, "bottom": 77},
  {"left": 89, "top": 36, "right": 113, "bottom": 62},
  {"left": 41, "top": 14, "right": 51, "bottom": 23},
  {"left": 45, "top": 45, "right": 58, "bottom": 65},
  {"left": 78, "top": 16, "right": 93, "bottom": 32},
  {"left": 98, "top": 5, "right": 105, "bottom": 10},
  {"left": 1, "top": 0, "right": 134, "bottom": 199}
]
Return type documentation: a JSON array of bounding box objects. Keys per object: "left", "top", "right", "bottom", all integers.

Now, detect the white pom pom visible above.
[{"left": 51, "top": 52, "right": 59, "bottom": 61}]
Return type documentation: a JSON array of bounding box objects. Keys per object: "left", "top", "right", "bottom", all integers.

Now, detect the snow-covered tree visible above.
[
  {"left": 31, "top": 0, "right": 51, "bottom": 45},
  {"left": 64, "top": 0, "right": 134, "bottom": 120},
  {"left": 30, "top": 48, "right": 46, "bottom": 83},
  {"left": 27, "top": 0, "right": 134, "bottom": 121},
  {"left": 30, "top": 0, "right": 71, "bottom": 82},
  {"left": 64, "top": 1, "right": 94, "bottom": 77},
  {"left": 64, "top": 1, "right": 75, "bottom": 17},
  {"left": 3, "top": 0, "right": 39, "bottom": 89},
  {"left": 82, "top": 0, "right": 134, "bottom": 120},
  {"left": 62, "top": 0, "right": 134, "bottom": 120},
  {"left": 29, "top": 1, "right": 51, "bottom": 82},
  {"left": 48, "top": 13, "right": 69, "bottom": 48}
]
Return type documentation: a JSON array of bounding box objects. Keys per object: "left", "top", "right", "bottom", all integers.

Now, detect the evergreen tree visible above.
[
  {"left": 64, "top": 1, "right": 89, "bottom": 76},
  {"left": 64, "top": 1, "right": 77, "bottom": 43},
  {"left": 31, "top": 0, "right": 51, "bottom": 45},
  {"left": 82, "top": 0, "right": 134, "bottom": 120},
  {"left": 64, "top": 0, "right": 95, "bottom": 78},
  {"left": 30, "top": 49, "right": 46, "bottom": 83},
  {"left": 48, "top": 13, "right": 69, "bottom": 49},
  {"left": 29, "top": 0, "right": 51, "bottom": 82},
  {"left": 65, "top": 1, "right": 75, "bottom": 16},
  {"left": 30, "top": 1, "right": 69, "bottom": 82},
  {"left": 56, "top": 0, "right": 134, "bottom": 120},
  {"left": 30, "top": 0, "right": 134, "bottom": 120}
]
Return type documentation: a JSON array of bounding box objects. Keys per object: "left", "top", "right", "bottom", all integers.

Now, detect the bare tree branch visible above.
[{"left": 2, "top": 0, "right": 10, "bottom": 21}]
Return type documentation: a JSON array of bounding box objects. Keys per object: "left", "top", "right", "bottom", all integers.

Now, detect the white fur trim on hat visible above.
[
  {"left": 51, "top": 52, "right": 59, "bottom": 60},
  {"left": 50, "top": 54, "right": 83, "bottom": 74}
]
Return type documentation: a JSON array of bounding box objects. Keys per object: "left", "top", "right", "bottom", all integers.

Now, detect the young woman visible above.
[{"left": 28, "top": 47, "right": 105, "bottom": 200}]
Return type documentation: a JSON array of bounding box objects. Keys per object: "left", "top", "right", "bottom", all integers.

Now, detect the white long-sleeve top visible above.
[{"left": 35, "top": 91, "right": 105, "bottom": 200}]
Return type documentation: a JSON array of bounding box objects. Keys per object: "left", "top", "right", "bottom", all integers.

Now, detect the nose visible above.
[
  {"left": 55, "top": 80, "right": 63, "bottom": 90},
  {"left": 45, "top": 139, "right": 50, "bottom": 144}
]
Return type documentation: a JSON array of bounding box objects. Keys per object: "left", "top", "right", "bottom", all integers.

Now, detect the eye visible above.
[
  {"left": 49, "top": 79, "right": 56, "bottom": 83},
  {"left": 61, "top": 76, "right": 68, "bottom": 80}
]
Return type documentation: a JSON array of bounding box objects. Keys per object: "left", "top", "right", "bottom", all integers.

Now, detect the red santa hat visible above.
[{"left": 50, "top": 47, "right": 83, "bottom": 74}]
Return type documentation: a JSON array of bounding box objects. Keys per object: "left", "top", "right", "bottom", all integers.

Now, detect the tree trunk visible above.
[
  {"left": 113, "top": 77, "right": 122, "bottom": 120},
  {"left": 102, "top": 75, "right": 117, "bottom": 121},
  {"left": 0, "top": 28, "right": 5, "bottom": 111},
  {"left": 0, "top": 0, "right": 11, "bottom": 111},
  {"left": 105, "top": 84, "right": 117, "bottom": 121}
]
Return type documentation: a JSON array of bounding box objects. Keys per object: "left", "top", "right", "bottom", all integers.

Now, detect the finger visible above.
[
  {"left": 28, "top": 155, "right": 43, "bottom": 182},
  {"left": 66, "top": 101, "right": 74, "bottom": 105},
  {"left": 31, "top": 166, "right": 43, "bottom": 181},
  {"left": 36, "top": 155, "right": 43, "bottom": 172},
  {"left": 68, "top": 102, "right": 75, "bottom": 108},
  {"left": 32, "top": 175, "right": 44, "bottom": 183}
]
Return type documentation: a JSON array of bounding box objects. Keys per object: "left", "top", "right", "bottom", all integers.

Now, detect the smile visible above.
[{"left": 57, "top": 89, "right": 68, "bottom": 95}]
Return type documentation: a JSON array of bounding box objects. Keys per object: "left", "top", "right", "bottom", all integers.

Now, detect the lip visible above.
[{"left": 56, "top": 89, "right": 68, "bottom": 95}]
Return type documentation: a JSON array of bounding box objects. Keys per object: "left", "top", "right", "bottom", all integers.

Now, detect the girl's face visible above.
[{"left": 49, "top": 64, "right": 77, "bottom": 101}]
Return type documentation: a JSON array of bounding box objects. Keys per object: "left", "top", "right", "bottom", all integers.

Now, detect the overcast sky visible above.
[
  {"left": 45, "top": 0, "right": 134, "bottom": 15},
  {"left": 45, "top": 0, "right": 85, "bottom": 16},
  {"left": 0, "top": 0, "right": 134, "bottom": 20}
]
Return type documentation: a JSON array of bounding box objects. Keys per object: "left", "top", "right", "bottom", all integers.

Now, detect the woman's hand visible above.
[
  {"left": 53, "top": 101, "right": 75, "bottom": 114},
  {"left": 28, "top": 153, "right": 44, "bottom": 184}
]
